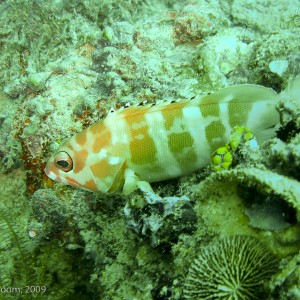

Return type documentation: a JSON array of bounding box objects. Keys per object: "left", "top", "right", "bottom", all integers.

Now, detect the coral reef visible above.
[
  {"left": 124, "top": 195, "right": 197, "bottom": 248},
  {"left": 0, "top": 0, "right": 299, "bottom": 299},
  {"left": 183, "top": 235, "right": 279, "bottom": 299}
]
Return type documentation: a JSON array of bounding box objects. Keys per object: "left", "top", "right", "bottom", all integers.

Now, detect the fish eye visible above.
[{"left": 54, "top": 151, "right": 73, "bottom": 172}]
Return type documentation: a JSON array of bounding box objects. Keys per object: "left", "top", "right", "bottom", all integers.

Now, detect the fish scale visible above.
[{"left": 44, "top": 84, "right": 280, "bottom": 194}]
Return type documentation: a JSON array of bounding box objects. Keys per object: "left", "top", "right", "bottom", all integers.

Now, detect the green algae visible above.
[{"left": 0, "top": 0, "right": 299, "bottom": 299}]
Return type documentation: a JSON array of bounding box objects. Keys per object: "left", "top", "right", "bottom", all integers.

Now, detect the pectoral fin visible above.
[{"left": 123, "top": 168, "right": 154, "bottom": 195}]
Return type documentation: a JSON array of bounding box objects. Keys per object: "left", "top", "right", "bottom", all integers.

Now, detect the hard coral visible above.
[{"left": 183, "top": 235, "right": 278, "bottom": 299}]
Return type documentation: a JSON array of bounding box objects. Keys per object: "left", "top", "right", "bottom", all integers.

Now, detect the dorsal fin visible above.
[
  {"left": 106, "top": 84, "right": 279, "bottom": 120},
  {"left": 106, "top": 98, "right": 194, "bottom": 119},
  {"left": 200, "top": 84, "right": 279, "bottom": 105}
]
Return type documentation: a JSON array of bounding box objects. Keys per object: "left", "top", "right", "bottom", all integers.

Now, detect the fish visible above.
[{"left": 44, "top": 84, "right": 280, "bottom": 194}]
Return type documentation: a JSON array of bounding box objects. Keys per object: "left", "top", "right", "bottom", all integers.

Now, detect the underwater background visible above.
[{"left": 0, "top": 0, "right": 299, "bottom": 299}]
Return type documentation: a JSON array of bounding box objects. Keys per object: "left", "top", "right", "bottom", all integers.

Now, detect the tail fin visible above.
[
  {"left": 201, "top": 84, "right": 280, "bottom": 145},
  {"left": 281, "top": 75, "right": 300, "bottom": 102}
]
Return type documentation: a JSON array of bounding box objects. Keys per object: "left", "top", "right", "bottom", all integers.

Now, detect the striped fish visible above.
[{"left": 44, "top": 84, "right": 279, "bottom": 194}]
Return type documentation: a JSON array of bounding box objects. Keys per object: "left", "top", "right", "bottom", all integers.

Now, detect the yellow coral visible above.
[
  {"left": 210, "top": 146, "right": 232, "bottom": 172},
  {"left": 210, "top": 126, "right": 256, "bottom": 171}
]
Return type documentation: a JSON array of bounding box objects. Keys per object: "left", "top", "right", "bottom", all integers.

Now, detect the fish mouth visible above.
[
  {"left": 44, "top": 163, "right": 61, "bottom": 182},
  {"left": 44, "top": 166, "right": 55, "bottom": 179},
  {"left": 65, "top": 178, "right": 79, "bottom": 187},
  {"left": 44, "top": 160, "right": 55, "bottom": 176},
  {"left": 44, "top": 170, "right": 60, "bottom": 183},
  {"left": 44, "top": 167, "right": 50, "bottom": 176}
]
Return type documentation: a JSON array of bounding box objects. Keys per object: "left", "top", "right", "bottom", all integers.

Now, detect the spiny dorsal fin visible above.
[
  {"left": 106, "top": 98, "right": 194, "bottom": 119},
  {"left": 106, "top": 84, "right": 279, "bottom": 119}
]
